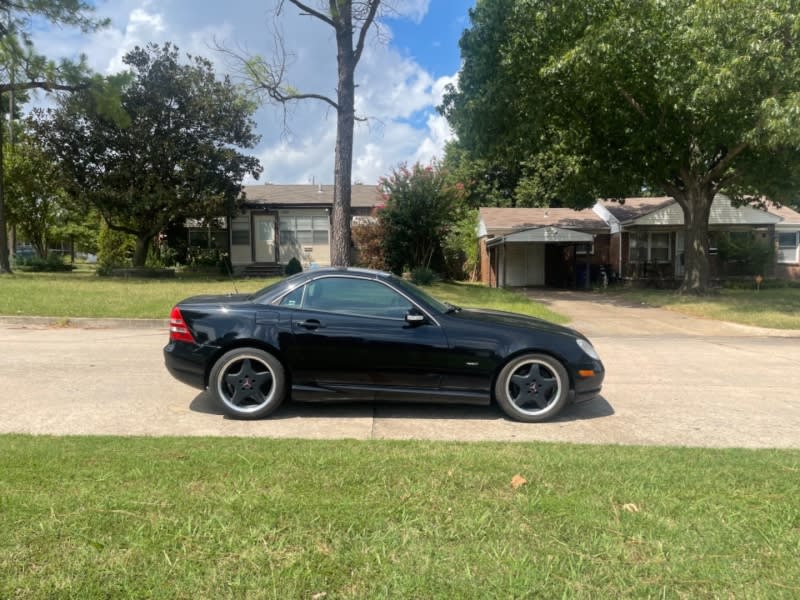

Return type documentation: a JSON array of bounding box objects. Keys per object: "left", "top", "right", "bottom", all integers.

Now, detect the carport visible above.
[{"left": 486, "top": 226, "right": 595, "bottom": 288}]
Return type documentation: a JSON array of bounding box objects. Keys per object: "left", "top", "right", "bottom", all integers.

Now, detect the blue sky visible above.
[{"left": 33, "top": 0, "right": 476, "bottom": 185}]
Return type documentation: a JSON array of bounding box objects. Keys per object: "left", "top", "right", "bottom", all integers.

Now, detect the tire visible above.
[
  {"left": 494, "top": 353, "right": 570, "bottom": 423},
  {"left": 209, "top": 348, "right": 286, "bottom": 420}
]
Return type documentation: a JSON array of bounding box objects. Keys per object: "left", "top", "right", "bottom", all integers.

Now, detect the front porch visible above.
[{"left": 229, "top": 207, "right": 332, "bottom": 273}]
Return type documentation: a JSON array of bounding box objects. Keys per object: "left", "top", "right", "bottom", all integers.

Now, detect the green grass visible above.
[
  {"left": 0, "top": 271, "right": 276, "bottom": 318},
  {"left": 431, "top": 281, "right": 568, "bottom": 323},
  {"left": 0, "top": 271, "right": 566, "bottom": 323},
  {"left": 1, "top": 435, "right": 798, "bottom": 598},
  {"left": 609, "top": 287, "right": 800, "bottom": 329}
]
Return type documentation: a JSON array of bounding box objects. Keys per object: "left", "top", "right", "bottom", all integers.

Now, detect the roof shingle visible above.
[
  {"left": 241, "top": 184, "right": 380, "bottom": 208},
  {"left": 479, "top": 206, "right": 607, "bottom": 234}
]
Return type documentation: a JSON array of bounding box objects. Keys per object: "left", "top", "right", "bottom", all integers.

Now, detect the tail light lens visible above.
[{"left": 169, "top": 307, "right": 196, "bottom": 343}]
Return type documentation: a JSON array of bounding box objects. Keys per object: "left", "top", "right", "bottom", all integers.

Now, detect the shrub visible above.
[
  {"left": 97, "top": 223, "right": 135, "bottom": 275},
  {"left": 378, "top": 161, "right": 464, "bottom": 275},
  {"left": 717, "top": 234, "right": 775, "bottom": 277},
  {"left": 16, "top": 254, "right": 74, "bottom": 272},
  {"left": 410, "top": 266, "right": 436, "bottom": 286},
  {"left": 443, "top": 208, "right": 479, "bottom": 280},
  {"left": 352, "top": 219, "right": 386, "bottom": 270},
  {"left": 285, "top": 257, "right": 303, "bottom": 275}
]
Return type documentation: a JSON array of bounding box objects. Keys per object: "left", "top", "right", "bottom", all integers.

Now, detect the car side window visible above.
[
  {"left": 278, "top": 285, "right": 304, "bottom": 307},
  {"left": 302, "top": 277, "right": 413, "bottom": 319}
]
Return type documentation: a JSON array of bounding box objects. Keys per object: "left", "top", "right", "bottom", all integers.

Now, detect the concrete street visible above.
[{"left": 1, "top": 292, "right": 798, "bottom": 448}]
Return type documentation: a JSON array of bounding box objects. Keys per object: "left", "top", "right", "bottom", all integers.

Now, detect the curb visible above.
[{"left": 0, "top": 316, "right": 168, "bottom": 330}]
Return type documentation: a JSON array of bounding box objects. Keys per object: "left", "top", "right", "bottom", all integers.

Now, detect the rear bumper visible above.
[
  {"left": 572, "top": 359, "right": 605, "bottom": 402},
  {"left": 163, "top": 342, "right": 208, "bottom": 390}
]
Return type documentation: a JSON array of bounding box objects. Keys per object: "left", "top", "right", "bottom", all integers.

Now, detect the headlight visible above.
[{"left": 576, "top": 338, "right": 600, "bottom": 360}]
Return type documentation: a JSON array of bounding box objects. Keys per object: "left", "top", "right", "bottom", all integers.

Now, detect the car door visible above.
[{"left": 279, "top": 275, "right": 449, "bottom": 399}]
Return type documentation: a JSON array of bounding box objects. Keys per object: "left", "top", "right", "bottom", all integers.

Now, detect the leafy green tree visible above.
[
  {"left": 35, "top": 43, "right": 262, "bottom": 267},
  {"left": 378, "top": 161, "right": 463, "bottom": 275},
  {"left": 441, "top": 141, "right": 519, "bottom": 209},
  {"left": 443, "top": 208, "right": 480, "bottom": 281},
  {"left": 0, "top": 0, "right": 113, "bottom": 273},
  {"left": 442, "top": 0, "right": 800, "bottom": 294},
  {"left": 3, "top": 135, "right": 69, "bottom": 257}
]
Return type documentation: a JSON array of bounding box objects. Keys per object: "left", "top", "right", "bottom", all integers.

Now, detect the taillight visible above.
[{"left": 169, "top": 306, "right": 196, "bottom": 343}]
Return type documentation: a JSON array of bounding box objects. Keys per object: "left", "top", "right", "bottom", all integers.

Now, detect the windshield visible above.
[{"left": 388, "top": 275, "right": 450, "bottom": 314}]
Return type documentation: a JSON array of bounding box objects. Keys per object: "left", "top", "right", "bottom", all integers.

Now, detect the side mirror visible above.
[{"left": 405, "top": 310, "right": 426, "bottom": 324}]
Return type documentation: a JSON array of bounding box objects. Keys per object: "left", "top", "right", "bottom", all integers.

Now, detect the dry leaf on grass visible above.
[
  {"left": 511, "top": 474, "right": 528, "bottom": 489},
  {"left": 622, "top": 503, "right": 640, "bottom": 513}
]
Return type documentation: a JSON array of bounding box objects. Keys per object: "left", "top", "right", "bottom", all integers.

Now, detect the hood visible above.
[{"left": 452, "top": 308, "right": 581, "bottom": 338}]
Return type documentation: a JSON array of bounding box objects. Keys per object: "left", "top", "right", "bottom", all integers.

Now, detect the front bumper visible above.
[{"left": 572, "top": 359, "right": 605, "bottom": 402}]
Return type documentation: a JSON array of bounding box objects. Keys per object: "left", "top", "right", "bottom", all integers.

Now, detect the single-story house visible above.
[
  {"left": 480, "top": 195, "right": 800, "bottom": 287},
  {"left": 226, "top": 184, "right": 380, "bottom": 275}
]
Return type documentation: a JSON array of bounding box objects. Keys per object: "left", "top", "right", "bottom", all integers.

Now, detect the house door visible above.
[{"left": 254, "top": 214, "right": 276, "bottom": 262}]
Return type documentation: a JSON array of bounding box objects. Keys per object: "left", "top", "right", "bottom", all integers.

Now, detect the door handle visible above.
[{"left": 296, "top": 319, "right": 323, "bottom": 330}]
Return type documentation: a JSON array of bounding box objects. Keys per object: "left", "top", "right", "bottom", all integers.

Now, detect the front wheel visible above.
[
  {"left": 494, "top": 353, "right": 569, "bottom": 422},
  {"left": 209, "top": 348, "right": 286, "bottom": 419}
]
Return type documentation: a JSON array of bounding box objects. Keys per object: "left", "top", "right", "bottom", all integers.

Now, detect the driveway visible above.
[{"left": 1, "top": 296, "right": 798, "bottom": 448}]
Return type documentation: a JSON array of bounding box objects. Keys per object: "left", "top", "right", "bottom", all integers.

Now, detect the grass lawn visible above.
[
  {"left": 1, "top": 435, "right": 798, "bottom": 598},
  {"left": 608, "top": 287, "right": 800, "bottom": 329},
  {"left": 0, "top": 271, "right": 566, "bottom": 323}
]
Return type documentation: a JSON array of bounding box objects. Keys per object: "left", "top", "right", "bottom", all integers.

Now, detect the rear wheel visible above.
[
  {"left": 494, "top": 353, "right": 569, "bottom": 422},
  {"left": 209, "top": 348, "right": 286, "bottom": 419}
]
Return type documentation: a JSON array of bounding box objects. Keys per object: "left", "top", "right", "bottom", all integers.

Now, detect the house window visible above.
[
  {"left": 629, "top": 232, "right": 671, "bottom": 263},
  {"left": 729, "top": 231, "right": 752, "bottom": 245},
  {"left": 231, "top": 220, "right": 250, "bottom": 246},
  {"left": 777, "top": 231, "right": 799, "bottom": 264},
  {"left": 575, "top": 243, "right": 594, "bottom": 255},
  {"left": 188, "top": 229, "right": 226, "bottom": 249},
  {"left": 650, "top": 233, "right": 670, "bottom": 263},
  {"left": 280, "top": 214, "right": 330, "bottom": 245}
]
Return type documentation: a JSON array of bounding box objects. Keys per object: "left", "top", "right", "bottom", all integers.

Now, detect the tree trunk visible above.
[
  {"left": 0, "top": 124, "right": 11, "bottom": 273},
  {"left": 330, "top": 8, "right": 356, "bottom": 267},
  {"left": 677, "top": 187, "right": 714, "bottom": 294},
  {"left": 132, "top": 235, "right": 151, "bottom": 267}
]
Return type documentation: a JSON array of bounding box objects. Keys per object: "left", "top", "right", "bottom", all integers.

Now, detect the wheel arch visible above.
[
  {"left": 204, "top": 339, "right": 288, "bottom": 388},
  {"left": 489, "top": 348, "right": 574, "bottom": 402}
]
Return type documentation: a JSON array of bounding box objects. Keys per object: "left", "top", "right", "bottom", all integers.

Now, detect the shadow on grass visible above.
[{"left": 190, "top": 391, "right": 614, "bottom": 423}]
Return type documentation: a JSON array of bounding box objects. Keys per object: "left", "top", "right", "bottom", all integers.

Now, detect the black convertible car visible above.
[{"left": 164, "top": 268, "right": 604, "bottom": 422}]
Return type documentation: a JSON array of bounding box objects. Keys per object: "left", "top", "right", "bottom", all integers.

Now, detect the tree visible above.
[
  {"left": 3, "top": 134, "right": 69, "bottom": 257},
  {"left": 378, "top": 161, "right": 463, "bottom": 275},
  {"left": 222, "top": 0, "right": 382, "bottom": 267},
  {"left": 441, "top": 140, "right": 519, "bottom": 209},
  {"left": 0, "top": 0, "right": 111, "bottom": 273},
  {"left": 441, "top": 0, "right": 800, "bottom": 294},
  {"left": 35, "top": 43, "right": 262, "bottom": 267}
]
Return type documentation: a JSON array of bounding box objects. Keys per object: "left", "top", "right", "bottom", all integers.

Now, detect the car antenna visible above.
[{"left": 223, "top": 254, "right": 239, "bottom": 294}]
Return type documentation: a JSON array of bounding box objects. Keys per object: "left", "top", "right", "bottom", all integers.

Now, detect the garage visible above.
[{"left": 486, "top": 226, "right": 595, "bottom": 288}]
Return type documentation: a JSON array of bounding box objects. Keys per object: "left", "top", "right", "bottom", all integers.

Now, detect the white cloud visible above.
[
  {"left": 388, "top": 0, "right": 431, "bottom": 24},
  {"left": 105, "top": 6, "right": 168, "bottom": 73},
  {"left": 28, "top": 0, "right": 458, "bottom": 186}
]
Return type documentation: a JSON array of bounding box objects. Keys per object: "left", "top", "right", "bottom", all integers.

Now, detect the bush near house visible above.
[
  {"left": 378, "top": 161, "right": 467, "bottom": 277},
  {"left": 285, "top": 257, "right": 303, "bottom": 276},
  {"left": 716, "top": 234, "right": 775, "bottom": 277},
  {"left": 352, "top": 218, "right": 387, "bottom": 270}
]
